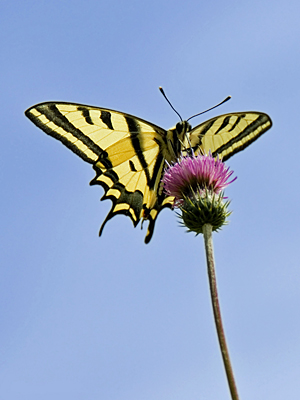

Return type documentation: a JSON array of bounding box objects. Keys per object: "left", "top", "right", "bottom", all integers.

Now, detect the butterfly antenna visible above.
[
  {"left": 187, "top": 96, "right": 231, "bottom": 122},
  {"left": 159, "top": 87, "right": 183, "bottom": 122}
]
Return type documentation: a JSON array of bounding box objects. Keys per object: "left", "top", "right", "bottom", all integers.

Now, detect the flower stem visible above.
[{"left": 202, "top": 223, "right": 240, "bottom": 400}]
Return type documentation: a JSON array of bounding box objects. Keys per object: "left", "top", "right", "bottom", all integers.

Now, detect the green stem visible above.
[{"left": 202, "top": 223, "right": 240, "bottom": 400}]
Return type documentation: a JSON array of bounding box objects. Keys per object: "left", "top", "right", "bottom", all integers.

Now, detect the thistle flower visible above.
[{"left": 162, "top": 153, "right": 236, "bottom": 234}]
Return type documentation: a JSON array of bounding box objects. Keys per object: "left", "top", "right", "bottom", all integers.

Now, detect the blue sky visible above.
[{"left": 1, "top": 0, "right": 300, "bottom": 399}]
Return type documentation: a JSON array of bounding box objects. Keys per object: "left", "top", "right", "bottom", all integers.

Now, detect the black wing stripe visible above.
[
  {"left": 25, "top": 109, "right": 92, "bottom": 164},
  {"left": 213, "top": 132, "right": 262, "bottom": 161},
  {"left": 213, "top": 116, "right": 231, "bottom": 135},
  {"left": 129, "top": 160, "right": 137, "bottom": 172},
  {"left": 212, "top": 114, "right": 270, "bottom": 160},
  {"left": 149, "top": 152, "right": 164, "bottom": 188},
  {"left": 125, "top": 116, "right": 153, "bottom": 187},
  {"left": 197, "top": 119, "right": 216, "bottom": 136},
  {"left": 35, "top": 104, "right": 104, "bottom": 159},
  {"left": 100, "top": 111, "right": 114, "bottom": 130},
  {"left": 228, "top": 115, "right": 244, "bottom": 132},
  {"left": 77, "top": 106, "right": 93, "bottom": 125}
]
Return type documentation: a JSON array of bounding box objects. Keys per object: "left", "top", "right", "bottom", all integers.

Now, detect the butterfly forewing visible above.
[{"left": 188, "top": 112, "right": 272, "bottom": 161}]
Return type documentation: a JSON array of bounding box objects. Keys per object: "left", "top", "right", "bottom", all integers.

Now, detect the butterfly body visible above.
[{"left": 25, "top": 101, "right": 272, "bottom": 243}]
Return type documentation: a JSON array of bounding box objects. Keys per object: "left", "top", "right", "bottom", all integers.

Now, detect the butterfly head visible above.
[{"left": 175, "top": 120, "right": 192, "bottom": 135}]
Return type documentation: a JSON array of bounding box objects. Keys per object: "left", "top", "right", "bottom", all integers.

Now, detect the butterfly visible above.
[{"left": 25, "top": 95, "right": 272, "bottom": 243}]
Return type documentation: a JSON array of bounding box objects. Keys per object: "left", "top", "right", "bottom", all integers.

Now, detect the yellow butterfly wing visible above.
[
  {"left": 187, "top": 112, "right": 272, "bottom": 160},
  {"left": 25, "top": 102, "right": 173, "bottom": 243}
]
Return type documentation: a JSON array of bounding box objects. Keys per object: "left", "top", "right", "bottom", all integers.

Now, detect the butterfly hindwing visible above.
[
  {"left": 91, "top": 129, "right": 172, "bottom": 243},
  {"left": 25, "top": 102, "right": 173, "bottom": 243}
]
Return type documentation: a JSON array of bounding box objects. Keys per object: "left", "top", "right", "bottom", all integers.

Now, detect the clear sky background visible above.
[{"left": 1, "top": 0, "right": 300, "bottom": 399}]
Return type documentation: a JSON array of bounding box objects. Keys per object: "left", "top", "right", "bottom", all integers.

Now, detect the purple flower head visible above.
[{"left": 162, "top": 153, "right": 236, "bottom": 207}]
